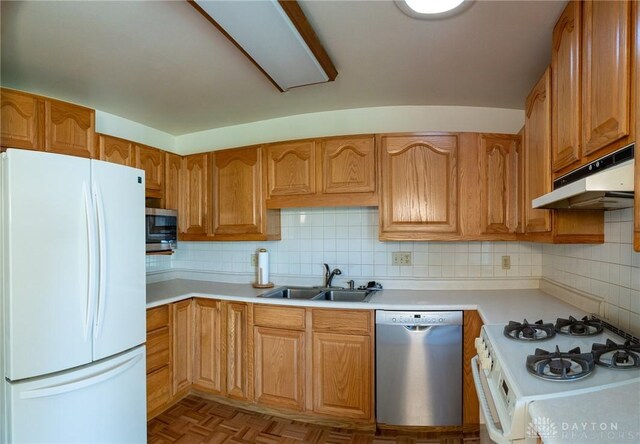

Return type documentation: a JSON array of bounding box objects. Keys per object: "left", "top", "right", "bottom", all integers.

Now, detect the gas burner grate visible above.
[
  {"left": 504, "top": 319, "right": 555, "bottom": 341},
  {"left": 592, "top": 339, "right": 640, "bottom": 370},
  {"left": 526, "top": 346, "right": 594, "bottom": 381},
  {"left": 555, "top": 316, "right": 603, "bottom": 336}
]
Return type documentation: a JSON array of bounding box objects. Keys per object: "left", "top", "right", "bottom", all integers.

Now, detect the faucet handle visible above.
[{"left": 347, "top": 279, "right": 355, "bottom": 290}]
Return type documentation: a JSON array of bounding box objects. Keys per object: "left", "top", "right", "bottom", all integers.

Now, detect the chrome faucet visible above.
[{"left": 323, "top": 263, "right": 342, "bottom": 287}]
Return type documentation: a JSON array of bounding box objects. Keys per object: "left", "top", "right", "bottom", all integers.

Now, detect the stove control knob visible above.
[
  {"left": 391, "top": 317, "right": 397, "bottom": 323},
  {"left": 481, "top": 356, "right": 493, "bottom": 370}
]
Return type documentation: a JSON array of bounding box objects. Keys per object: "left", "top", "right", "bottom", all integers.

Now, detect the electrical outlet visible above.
[
  {"left": 392, "top": 252, "right": 412, "bottom": 266},
  {"left": 251, "top": 254, "right": 258, "bottom": 266},
  {"left": 501, "top": 255, "right": 511, "bottom": 270}
]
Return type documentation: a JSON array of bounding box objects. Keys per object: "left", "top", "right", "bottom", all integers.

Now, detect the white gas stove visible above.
[{"left": 472, "top": 317, "right": 640, "bottom": 444}]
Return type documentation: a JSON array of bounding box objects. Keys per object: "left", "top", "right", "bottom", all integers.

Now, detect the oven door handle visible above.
[{"left": 471, "top": 356, "right": 509, "bottom": 444}]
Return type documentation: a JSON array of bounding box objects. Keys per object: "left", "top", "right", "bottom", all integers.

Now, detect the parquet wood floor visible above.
[{"left": 148, "top": 395, "right": 480, "bottom": 444}]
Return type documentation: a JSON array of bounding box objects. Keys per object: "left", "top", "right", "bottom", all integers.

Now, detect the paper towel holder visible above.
[{"left": 253, "top": 248, "right": 275, "bottom": 289}]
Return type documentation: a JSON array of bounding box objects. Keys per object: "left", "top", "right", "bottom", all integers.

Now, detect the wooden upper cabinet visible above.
[
  {"left": 193, "top": 299, "right": 225, "bottom": 395},
  {"left": 44, "top": 99, "right": 95, "bottom": 158},
  {"left": 479, "top": 135, "right": 518, "bottom": 234},
  {"left": 523, "top": 68, "right": 552, "bottom": 234},
  {"left": 379, "top": 134, "right": 458, "bottom": 239},
  {"left": 98, "top": 134, "right": 133, "bottom": 166},
  {"left": 171, "top": 299, "right": 193, "bottom": 398},
  {"left": 135, "top": 144, "right": 164, "bottom": 198},
  {"left": 516, "top": 127, "right": 525, "bottom": 234},
  {"left": 0, "top": 88, "right": 42, "bottom": 150},
  {"left": 267, "top": 140, "right": 316, "bottom": 197},
  {"left": 552, "top": 1, "right": 582, "bottom": 172},
  {"left": 320, "top": 136, "right": 375, "bottom": 195},
  {"left": 634, "top": 0, "right": 639, "bottom": 253},
  {"left": 212, "top": 146, "right": 263, "bottom": 236},
  {"left": 164, "top": 152, "right": 182, "bottom": 211},
  {"left": 582, "top": 0, "right": 631, "bottom": 156},
  {"left": 181, "top": 153, "right": 209, "bottom": 235}
]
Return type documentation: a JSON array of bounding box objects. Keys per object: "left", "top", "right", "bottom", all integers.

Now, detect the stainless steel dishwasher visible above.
[{"left": 376, "top": 310, "right": 463, "bottom": 426}]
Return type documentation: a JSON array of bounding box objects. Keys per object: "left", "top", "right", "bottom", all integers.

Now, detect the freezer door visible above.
[
  {"left": 7, "top": 346, "right": 146, "bottom": 443},
  {"left": 3, "top": 150, "right": 94, "bottom": 380},
  {"left": 91, "top": 160, "right": 146, "bottom": 360}
]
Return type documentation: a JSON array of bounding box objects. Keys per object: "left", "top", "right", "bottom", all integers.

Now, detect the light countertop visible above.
[
  {"left": 528, "top": 381, "right": 640, "bottom": 443},
  {"left": 146, "top": 279, "right": 587, "bottom": 324}
]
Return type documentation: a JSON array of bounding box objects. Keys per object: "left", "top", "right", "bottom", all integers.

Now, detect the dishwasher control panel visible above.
[{"left": 375, "top": 310, "right": 463, "bottom": 326}]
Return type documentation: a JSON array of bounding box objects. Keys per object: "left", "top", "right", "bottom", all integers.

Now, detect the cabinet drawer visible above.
[
  {"left": 146, "top": 326, "right": 170, "bottom": 373},
  {"left": 254, "top": 305, "right": 306, "bottom": 330},
  {"left": 147, "top": 365, "right": 171, "bottom": 415},
  {"left": 147, "top": 306, "right": 169, "bottom": 332},
  {"left": 312, "top": 309, "right": 372, "bottom": 335}
]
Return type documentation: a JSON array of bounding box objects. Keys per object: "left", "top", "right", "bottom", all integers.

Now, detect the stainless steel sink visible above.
[
  {"left": 261, "top": 287, "right": 322, "bottom": 300},
  {"left": 312, "top": 289, "right": 372, "bottom": 302}
]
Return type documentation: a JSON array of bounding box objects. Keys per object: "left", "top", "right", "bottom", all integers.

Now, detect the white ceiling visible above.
[{"left": 1, "top": 0, "right": 566, "bottom": 136}]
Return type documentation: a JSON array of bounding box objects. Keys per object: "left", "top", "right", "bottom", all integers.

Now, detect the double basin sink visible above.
[{"left": 260, "top": 286, "right": 373, "bottom": 303}]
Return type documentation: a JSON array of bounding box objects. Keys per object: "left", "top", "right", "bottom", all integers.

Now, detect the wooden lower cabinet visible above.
[
  {"left": 312, "top": 332, "right": 372, "bottom": 421},
  {"left": 147, "top": 366, "right": 171, "bottom": 417},
  {"left": 172, "top": 299, "right": 194, "bottom": 398},
  {"left": 254, "top": 326, "right": 305, "bottom": 411},
  {"left": 146, "top": 305, "right": 172, "bottom": 419},
  {"left": 463, "top": 311, "right": 483, "bottom": 426},
  {"left": 225, "top": 302, "right": 252, "bottom": 401},
  {"left": 193, "top": 299, "right": 225, "bottom": 394}
]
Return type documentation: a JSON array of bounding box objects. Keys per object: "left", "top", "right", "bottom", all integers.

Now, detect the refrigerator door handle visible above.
[
  {"left": 83, "top": 182, "right": 97, "bottom": 341},
  {"left": 18, "top": 352, "right": 144, "bottom": 400},
  {"left": 94, "top": 182, "right": 108, "bottom": 340}
]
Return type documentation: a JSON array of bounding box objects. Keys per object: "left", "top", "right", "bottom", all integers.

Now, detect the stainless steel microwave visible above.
[{"left": 145, "top": 208, "right": 177, "bottom": 252}]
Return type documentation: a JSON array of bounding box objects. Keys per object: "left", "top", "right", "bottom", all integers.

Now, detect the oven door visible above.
[{"left": 471, "top": 357, "right": 513, "bottom": 444}]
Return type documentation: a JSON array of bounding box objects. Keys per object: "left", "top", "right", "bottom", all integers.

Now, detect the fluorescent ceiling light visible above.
[
  {"left": 396, "top": 0, "right": 472, "bottom": 19},
  {"left": 189, "top": 0, "right": 337, "bottom": 92}
]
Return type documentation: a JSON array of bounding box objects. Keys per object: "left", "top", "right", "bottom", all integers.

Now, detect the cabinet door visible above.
[
  {"left": 181, "top": 153, "right": 209, "bottom": 235},
  {"left": 135, "top": 144, "right": 164, "bottom": 198},
  {"left": 147, "top": 366, "right": 171, "bottom": 418},
  {"left": 193, "top": 299, "right": 225, "bottom": 394},
  {"left": 212, "top": 146, "right": 263, "bottom": 235},
  {"left": 582, "top": 0, "right": 631, "bottom": 155},
  {"left": 0, "top": 88, "right": 42, "bottom": 150},
  {"left": 463, "top": 311, "right": 483, "bottom": 425},
  {"left": 380, "top": 134, "right": 458, "bottom": 236},
  {"left": 635, "top": 0, "right": 640, "bottom": 253},
  {"left": 98, "top": 134, "right": 133, "bottom": 166},
  {"left": 552, "top": 1, "right": 582, "bottom": 172},
  {"left": 479, "top": 135, "right": 518, "bottom": 234},
  {"left": 267, "top": 141, "right": 316, "bottom": 197},
  {"left": 44, "top": 99, "right": 95, "bottom": 158},
  {"left": 164, "top": 152, "right": 182, "bottom": 211},
  {"left": 171, "top": 299, "right": 193, "bottom": 397},
  {"left": 254, "top": 327, "right": 305, "bottom": 411},
  {"left": 524, "top": 68, "right": 552, "bottom": 233},
  {"left": 225, "top": 302, "right": 251, "bottom": 401},
  {"left": 312, "top": 332, "right": 372, "bottom": 420},
  {"left": 321, "top": 136, "right": 375, "bottom": 194}
]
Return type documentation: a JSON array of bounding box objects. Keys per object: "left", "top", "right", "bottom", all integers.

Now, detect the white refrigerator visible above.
[{"left": 0, "top": 149, "right": 147, "bottom": 443}]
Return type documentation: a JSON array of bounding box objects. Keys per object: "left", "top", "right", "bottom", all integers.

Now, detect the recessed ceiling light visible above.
[{"left": 396, "top": 0, "right": 473, "bottom": 19}]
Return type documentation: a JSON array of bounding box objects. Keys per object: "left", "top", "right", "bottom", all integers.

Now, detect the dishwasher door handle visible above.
[{"left": 403, "top": 325, "right": 432, "bottom": 332}]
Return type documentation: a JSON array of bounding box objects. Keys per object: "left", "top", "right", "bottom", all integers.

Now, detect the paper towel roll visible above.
[{"left": 257, "top": 249, "right": 269, "bottom": 285}]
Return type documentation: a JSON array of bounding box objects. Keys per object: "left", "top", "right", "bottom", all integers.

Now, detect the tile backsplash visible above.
[{"left": 542, "top": 208, "right": 640, "bottom": 334}]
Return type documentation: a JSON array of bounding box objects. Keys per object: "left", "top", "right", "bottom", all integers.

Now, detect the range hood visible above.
[{"left": 532, "top": 144, "right": 635, "bottom": 210}]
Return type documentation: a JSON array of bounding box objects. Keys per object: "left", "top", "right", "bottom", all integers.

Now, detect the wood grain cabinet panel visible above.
[
  {"left": 225, "top": 302, "right": 252, "bottom": 401},
  {"left": 98, "top": 134, "right": 133, "bottom": 166},
  {"left": 146, "top": 305, "right": 172, "bottom": 419},
  {"left": 254, "top": 305, "right": 306, "bottom": 330},
  {"left": 254, "top": 327, "right": 305, "bottom": 411},
  {"left": 582, "top": 0, "right": 631, "bottom": 156},
  {"left": 321, "top": 136, "right": 375, "bottom": 194},
  {"left": 135, "top": 144, "right": 164, "bottom": 199},
  {"left": 524, "top": 68, "right": 552, "bottom": 234},
  {"left": 0, "top": 88, "right": 42, "bottom": 150},
  {"left": 146, "top": 327, "right": 170, "bottom": 374},
  {"left": 181, "top": 153, "right": 209, "bottom": 235},
  {"left": 463, "top": 311, "right": 483, "bottom": 426},
  {"left": 552, "top": 1, "right": 582, "bottom": 172},
  {"left": 635, "top": 0, "right": 640, "bottom": 253},
  {"left": 147, "top": 366, "right": 171, "bottom": 418},
  {"left": 164, "top": 152, "right": 182, "bottom": 212},
  {"left": 193, "top": 299, "right": 225, "bottom": 394},
  {"left": 172, "top": 299, "right": 193, "bottom": 398},
  {"left": 379, "top": 134, "right": 458, "bottom": 239},
  {"left": 44, "top": 99, "right": 95, "bottom": 158},
  {"left": 267, "top": 141, "right": 316, "bottom": 197},
  {"left": 479, "top": 135, "right": 518, "bottom": 234},
  {"left": 312, "top": 332, "right": 372, "bottom": 421}
]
